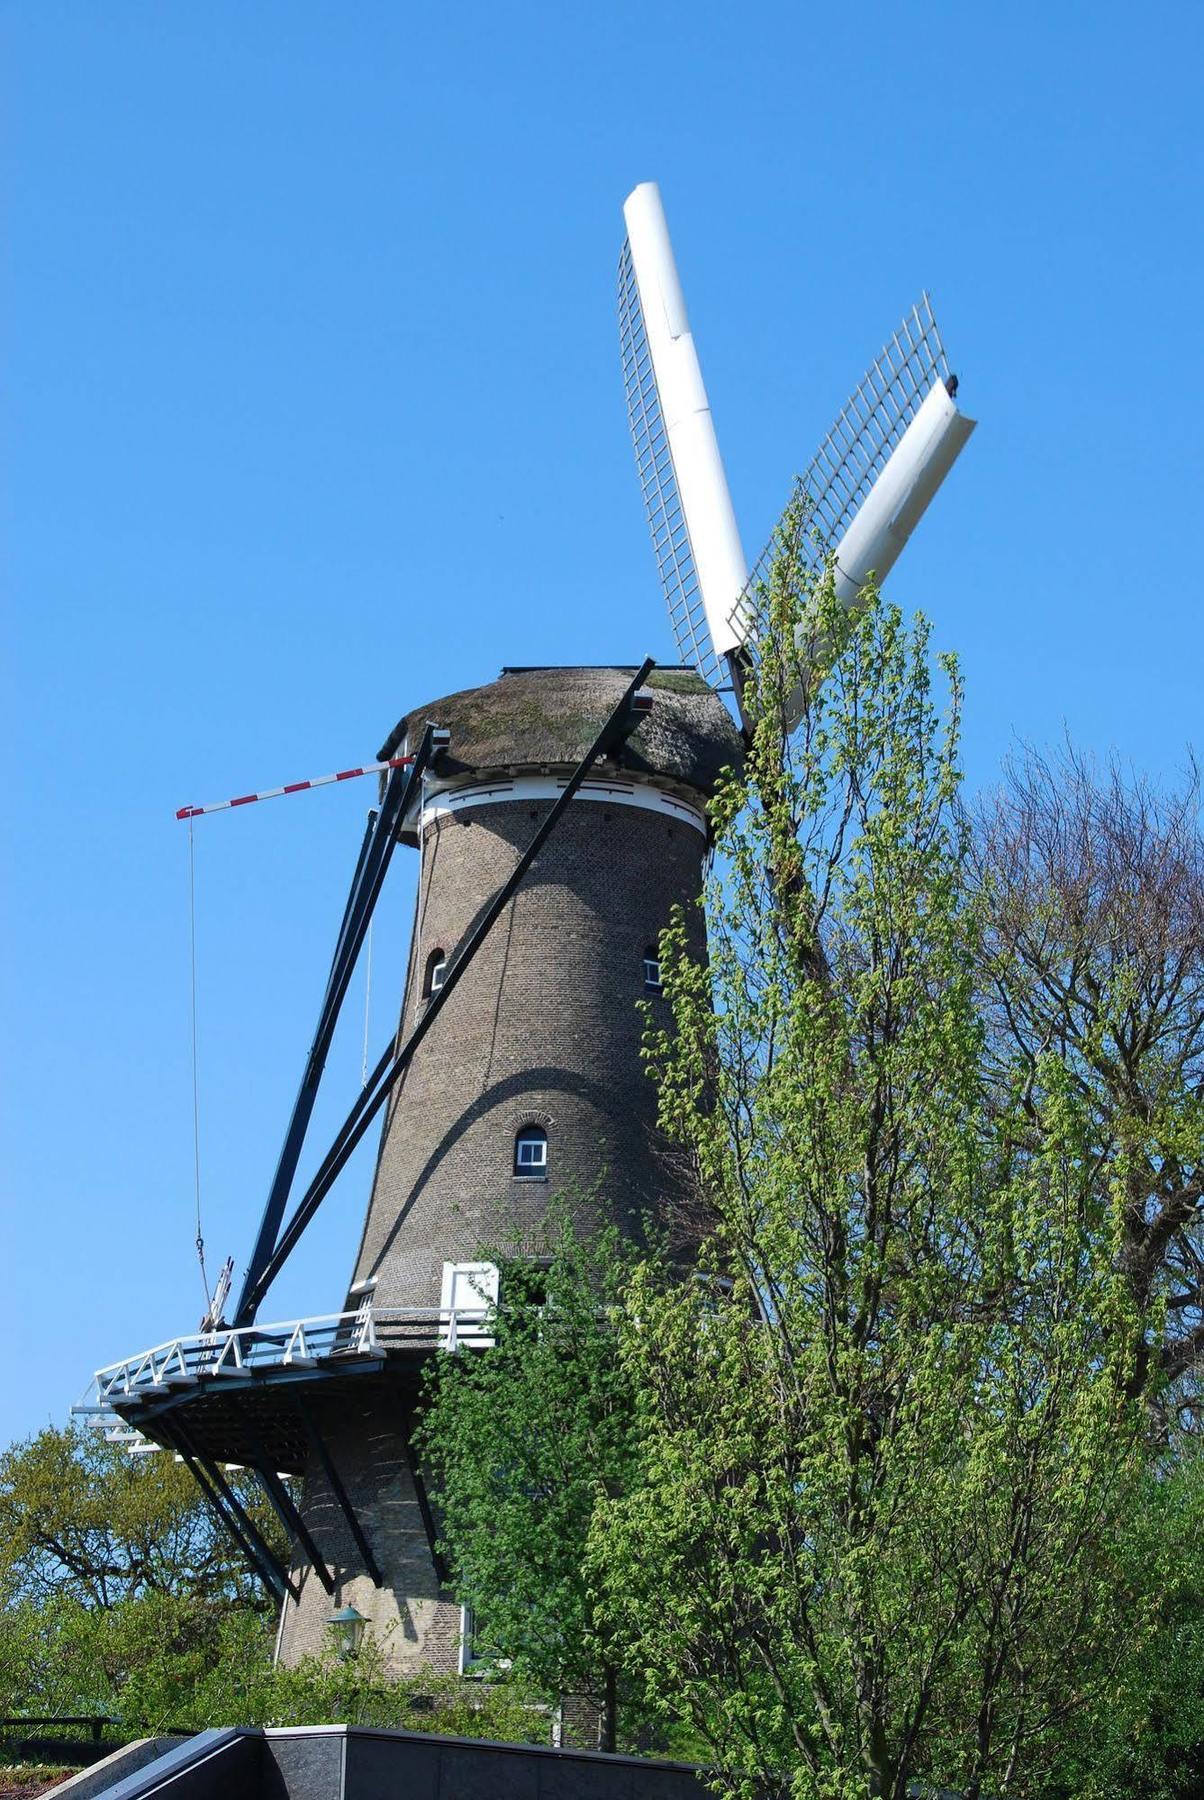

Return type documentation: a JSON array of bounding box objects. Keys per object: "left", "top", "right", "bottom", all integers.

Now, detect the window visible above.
[
  {"left": 424, "top": 947, "right": 447, "bottom": 996},
  {"left": 514, "top": 1125, "right": 548, "bottom": 1176},
  {"left": 459, "top": 1603, "right": 511, "bottom": 1676},
  {"left": 643, "top": 946, "right": 663, "bottom": 991}
]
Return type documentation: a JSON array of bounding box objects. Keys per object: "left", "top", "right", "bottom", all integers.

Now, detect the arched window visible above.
[
  {"left": 514, "top": 1125, "right": 548, "bottom": 1177},
  {"left": 643, "top": 945, "right": 663, "bottom": 991},
  {"left": 424, "top": 948, "right": 447, "bottom": 996}
]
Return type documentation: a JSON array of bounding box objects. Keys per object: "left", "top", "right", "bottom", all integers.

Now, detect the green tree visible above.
[
  {"left": 972, "top": 745, "right": 1204, "bottom": 1404},
  {"left": 1035, "top": 1444, "right": 1204, "bottom": 1800},
  {"left": 590, "top": 528, "right": 1159, "bottom": 1800},
  {"left": 0, "top": 1588, "right": 551, "bottom": 1743},
  {"left": 0, "top": 1428, "right": 551, "bottom": 1745},
  {"left": 0, "top": 1424, "right": 284, "bottom": 1608},
  {"left": 415, "top": 1212, "right": 656, "bottom": 1752}
]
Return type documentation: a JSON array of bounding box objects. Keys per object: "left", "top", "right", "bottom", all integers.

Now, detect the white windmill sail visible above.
[
  {"left": 619, "top": 181, "right": 748, "bottom": 685},
  {"left": 739, "top": 293, "right": 976, "bottom": 636},
  {"left": 619, "top": 184, "right": 977, "bottom": 705}
]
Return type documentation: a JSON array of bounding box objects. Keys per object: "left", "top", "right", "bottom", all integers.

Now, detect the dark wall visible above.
[
  {"left": 264, "top": 1726, "right": 708, "bottom": 1800},
  {"left": 83, "top": 1727, "right": 709, "bottom": 1800}
]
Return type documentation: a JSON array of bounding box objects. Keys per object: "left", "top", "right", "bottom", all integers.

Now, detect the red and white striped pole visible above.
[{"left": 176, "top": 755, "right": 414, "bottom": 822}]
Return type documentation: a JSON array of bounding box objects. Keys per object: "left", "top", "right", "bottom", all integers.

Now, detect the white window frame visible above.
[
  {"left": 643, "top": 954, "right": 663, "bottom": 990},
  {"left": 514, "top": 1129, "right": 548, "bottom": 1175},
  {"left": 458, "top": 1603, "right": 484, "bottom": 1674}
]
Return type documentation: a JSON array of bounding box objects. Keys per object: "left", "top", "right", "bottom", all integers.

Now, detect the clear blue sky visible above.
[{"left": 2, "top": 2, "right": 1201, "bottom": 1445}]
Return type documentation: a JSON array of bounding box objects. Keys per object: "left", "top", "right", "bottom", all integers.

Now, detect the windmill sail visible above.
[
  {"left": 619, "top": 182, "right": 748, "bottom": 685},
  {"left": 620, "top": 182, "right": 977, "bottom": 705},
  {"left": 738, "top": 292, "right": 975, "bottom": 641}
]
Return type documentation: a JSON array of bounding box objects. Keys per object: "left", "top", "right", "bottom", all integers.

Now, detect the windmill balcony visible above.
[{"left": 71, "top": 1303, "right": 494, "bottom": 1472}]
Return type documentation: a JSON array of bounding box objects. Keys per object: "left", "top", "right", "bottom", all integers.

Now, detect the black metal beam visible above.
[
  {"left": 298, "top": 1402, "right": 385, "bottom": 1588},
  {"left": 233, "top": 725, "right": 447, "bottom": 1327},
  {"left": 190, "top": 1438, "right": 300, "bottom": 1603},
  {"left": 255, "top": 1462, "right": 335, "bottom": 1597},
  {"left": 324, "top": 806, "right": 380, "bottom": 1006},
  {"left": 162, "top": 1422, "right": 289, "bottom": 1602},
  {"left": 240, "top": 659, "right": 656, "bottom": 1317},
  {"left": 238, "top": 1416, "right": 335, "bottom": 1595},
  {"left": 185, "top": 1464, "right": 276, "bottom": 1597}
]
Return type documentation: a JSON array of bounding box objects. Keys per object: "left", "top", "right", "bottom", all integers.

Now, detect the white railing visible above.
[{"left": 71, "top": 1303, "right": 493, "bottom": 1423}]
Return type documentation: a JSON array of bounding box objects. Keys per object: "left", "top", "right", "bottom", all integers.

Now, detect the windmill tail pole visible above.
[{"left": 176, "top": 755, "right": 415, "bottom": 821}]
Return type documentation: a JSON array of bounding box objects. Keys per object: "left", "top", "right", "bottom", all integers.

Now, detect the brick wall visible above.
[
  {"left": 349, "top": 795, "right": 709, "bottom": 1311},
  {"left": 276, "top": 1389, "right": 463, "bottom": 1674}
]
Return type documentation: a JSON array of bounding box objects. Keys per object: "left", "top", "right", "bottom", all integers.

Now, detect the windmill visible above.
[{"left": 74, "top": 182, "right": 974, "bottom": 1705}]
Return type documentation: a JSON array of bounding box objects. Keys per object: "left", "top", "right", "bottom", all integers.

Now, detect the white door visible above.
[{"left": 439, "top": 1261, "right": 499, "bottom": 1350}]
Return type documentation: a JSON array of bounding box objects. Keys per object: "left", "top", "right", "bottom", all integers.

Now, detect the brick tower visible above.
[{"left": 274, "top": 665, "right": 740, "bottom": 1670}]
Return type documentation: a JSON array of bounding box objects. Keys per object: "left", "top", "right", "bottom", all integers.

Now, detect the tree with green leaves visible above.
[
  {"left": 588, "top": 522, "right": 1162, "bottom": 1799},
  {"left": 0, "top": 1583, "right": 552, "bottom": 1743},
  {"left": 0, "top": 1429, "right": 551, "bottom": 1745},
  {"left": 415, "top": 1212, "right": 658, "bottom": 1753},
  {"left": 0, "top": 1424, "right": 282, "bottom": 1610},
  {"left": 971, "top": 743, "right": 1204, "bottom": 1409}
]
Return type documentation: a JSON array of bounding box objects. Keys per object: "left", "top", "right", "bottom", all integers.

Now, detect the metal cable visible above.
[{"left": 188, "top": 817, "right": 212, "bottom": 1311}]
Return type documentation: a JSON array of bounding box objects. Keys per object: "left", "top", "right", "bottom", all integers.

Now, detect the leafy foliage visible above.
[
  {"left": 416, "top": 1211, "right": 657, "bottom": 1751},
  {"left": 589, "top": 524, "right": 1164, "bottom": 1799},
  {"left": 0, "top": 1426, "right": 283, "bottom": 1610},
  {"left": 0, "top": 1422, "right": 550, "bottom": 1746},
  {"left": 0, "top": 1590, "right": 550, "bottom": 1742}
]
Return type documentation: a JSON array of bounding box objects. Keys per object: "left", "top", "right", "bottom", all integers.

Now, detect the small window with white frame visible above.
[
  {"left": 514, "top": 1125, "right": 548, "bottom": 1176},
  {"left": 424, "top": 948, "right": 447, "bottom": 996},
  {"left": 458, "top": 1603, "right": 479, "bottom": 1675},
  {"left": 643, "top": 946, "right": 663, "bottom": 991}
]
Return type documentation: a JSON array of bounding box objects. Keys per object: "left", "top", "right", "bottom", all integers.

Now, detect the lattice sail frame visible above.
[
  {"left": 619, "top": 237, "right": 953, "bottom": 682},
  {"left": 618, "top": 237, "right": 723, "bottom": 685},
  {"left": 737, "top": 292, "right": 953, "bottom": 629}
]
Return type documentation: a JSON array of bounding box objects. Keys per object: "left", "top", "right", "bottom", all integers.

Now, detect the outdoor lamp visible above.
[{"left": 327, "top": 1603, "right": 367, "bottom": 1659}]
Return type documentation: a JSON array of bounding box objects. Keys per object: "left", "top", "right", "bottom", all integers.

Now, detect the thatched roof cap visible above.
[{"left": 380, "top": 665, "right": 743, "bottom": 798}]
